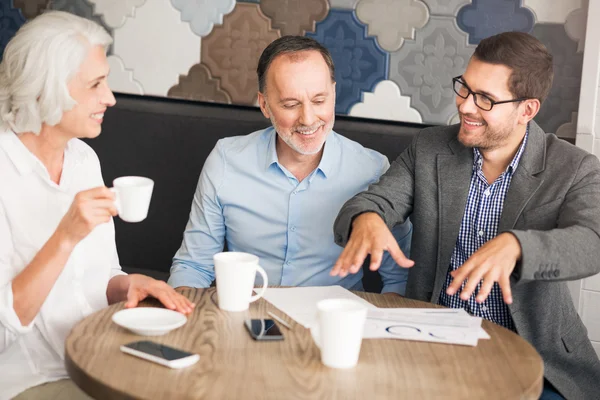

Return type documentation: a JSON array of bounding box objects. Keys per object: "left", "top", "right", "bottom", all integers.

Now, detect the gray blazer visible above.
[{"left": 334, "top": 121, "right": 600, "bottom": 399}]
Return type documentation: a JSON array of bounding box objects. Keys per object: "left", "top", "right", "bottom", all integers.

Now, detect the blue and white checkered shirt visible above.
[{"left": 438, "top": 127, "right": 529, "bottom": 331}]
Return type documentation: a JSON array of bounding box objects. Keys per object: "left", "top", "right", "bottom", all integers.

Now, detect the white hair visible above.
[{"left": 0, "top": 11, "right": 112, "bottom": 134}]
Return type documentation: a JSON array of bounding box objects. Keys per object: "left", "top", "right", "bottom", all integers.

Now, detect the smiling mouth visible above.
[
  {"left": 461, "top": 114, "right": 486, "bottom": 129},
  {"left": 464, "top": 120, "right": 484, "bottom": 127},
  {"left": 295, "top": 124, "right": 323, "bottom": 136}
]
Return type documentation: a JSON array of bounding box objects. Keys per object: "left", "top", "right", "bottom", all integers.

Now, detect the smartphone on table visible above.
[
  {"left": 120, "top": 340, "right": 199, "bottom": 369},
  {"left": 244, "top": 319, "right": 284, "bottom": 341}
]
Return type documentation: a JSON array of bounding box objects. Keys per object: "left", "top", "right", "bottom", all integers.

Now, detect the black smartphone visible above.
[
  {"left": 120, "top": 340, "right": 199, "bottom": 368},
  {"left": 244, "top": 319, "right": 284, "bottom": 341}
]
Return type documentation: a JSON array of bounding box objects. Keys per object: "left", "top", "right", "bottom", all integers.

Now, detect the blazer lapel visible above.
[
  {"left": 433, "top": 138, "right": 473, "bottom": 302},
  {"left": 499, "top": 121, "right": 546, "bottom": 233}
]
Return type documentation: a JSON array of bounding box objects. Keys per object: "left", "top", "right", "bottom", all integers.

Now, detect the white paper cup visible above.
[{"left": 311, "top": 298, "right": 367, "bottom": 369}]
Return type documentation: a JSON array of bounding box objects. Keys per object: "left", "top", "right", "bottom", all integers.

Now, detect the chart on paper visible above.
[{"left": 363, "top": 308, "right": 489, "bottom": 346}]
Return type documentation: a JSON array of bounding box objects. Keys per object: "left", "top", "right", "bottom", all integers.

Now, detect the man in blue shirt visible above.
[{"left": 168, "top": 36, "right": 412, "bottom": 294}]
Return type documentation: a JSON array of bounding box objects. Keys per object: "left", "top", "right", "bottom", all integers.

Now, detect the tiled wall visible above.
[
  {"left": 572, "top": 0, "right": 600, "bottom": 358},
  {"left": 0, "top": 0, "right": 588, "bottom": 137},
  {"left": 579, "top": 52, "right": 600, "bottom": 358}
]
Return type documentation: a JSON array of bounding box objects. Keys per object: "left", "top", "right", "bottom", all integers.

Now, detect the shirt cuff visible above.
[
  {"left": 167, "top": 266, "right": 212, "bottom": 289},
  {"left": 0, "top": 282, "right": 35, "bottom": 334},
  {"left": 381, "top": 281, "right": 407, "bottom": 296}
]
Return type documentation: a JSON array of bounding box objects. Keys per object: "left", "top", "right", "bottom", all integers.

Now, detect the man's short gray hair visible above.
[{"left": 0, "top": 11, "right": 112, "bottom": 134}]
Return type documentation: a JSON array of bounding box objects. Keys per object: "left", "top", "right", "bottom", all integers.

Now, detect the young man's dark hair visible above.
[{"left": 474, "top": 31, "right": 554, "bottom": 104}]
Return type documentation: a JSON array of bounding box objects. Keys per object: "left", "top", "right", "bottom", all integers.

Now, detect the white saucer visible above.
[{"left": 112, "top": 308, "right": 187, "bottom": 336}]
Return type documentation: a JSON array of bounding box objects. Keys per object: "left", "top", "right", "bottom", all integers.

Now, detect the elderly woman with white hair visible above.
[{"left": 0, "top": 11, "right": 194, "bottom": 400}]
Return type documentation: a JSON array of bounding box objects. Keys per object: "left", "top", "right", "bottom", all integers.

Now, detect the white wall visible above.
[{"left": 575, "top": 0, "right": 600, "bottom": 357}]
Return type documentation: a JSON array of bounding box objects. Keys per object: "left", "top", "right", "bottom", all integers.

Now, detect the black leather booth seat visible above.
[{"left": 86, "top": 93, "right": 430, "bottom": 292}]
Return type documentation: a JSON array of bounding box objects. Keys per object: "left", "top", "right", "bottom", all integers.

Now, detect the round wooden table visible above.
[{"left": 66, "top": 288, "right": 543, "bottom": 399}]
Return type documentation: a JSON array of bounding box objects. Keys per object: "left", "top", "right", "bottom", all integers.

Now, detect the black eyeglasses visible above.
[{"left": 452, "top": 76, "right": 530, "bottom": 111}]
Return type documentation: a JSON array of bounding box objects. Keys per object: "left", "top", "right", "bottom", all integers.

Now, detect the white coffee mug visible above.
[
  {"left": 311, "top": 299, "right": 368, "bottom": 369},
  {"left": 110, "top": 176, "right": 154, "bottom": 223},
  {"left": 214, "top": 252, "right": 268, "bottom": 312}
]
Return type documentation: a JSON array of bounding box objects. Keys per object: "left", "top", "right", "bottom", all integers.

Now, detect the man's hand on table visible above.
[
  {"left": 331, "top": 212, "right": 414, "bottom": 277},
  {"left": 124, "top": 275, "right": 195, "bottom": 314},
  {"left": 446, "top": 233, "right": 522, "bottom": 304}
]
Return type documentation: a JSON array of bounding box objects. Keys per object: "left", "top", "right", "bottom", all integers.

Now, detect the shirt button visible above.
[
  {"left": 292, "top": 191, "right": 298, "bottom": 195},
  {"left": 286, "top": 261, "right": 291, "bottom": 265},
  {"left": 481, "top": 305, "right": 488, "bottom": 312},
  {"left": 484, "top": 190, "right": 490, "bottom": 196},
  {"left": 290, "top": 226, "right": 296, "bottom": 232},
  {"left": 478, "top": 230, "right": 485, "bottom": 237}
]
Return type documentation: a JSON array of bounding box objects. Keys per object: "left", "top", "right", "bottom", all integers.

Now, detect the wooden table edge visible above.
[
  {"left": 65, "top": 288, "right": 545, "bottom": 399},
  {"left": 65, "top": 341, "right": 136, "bottom": 400}
]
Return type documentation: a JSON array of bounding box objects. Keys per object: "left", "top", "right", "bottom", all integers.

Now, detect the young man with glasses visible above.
[{"left": 331, "top": 31, "right": 600, "bottom": 399}]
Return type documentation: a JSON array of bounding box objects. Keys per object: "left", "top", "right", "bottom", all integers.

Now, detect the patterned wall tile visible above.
[
  {"left": 555, "top": 112, "right": 577, "bottom": 139},
  {"left": 389, "top": 16, "right": 474, "bottom": 124},
  {"left": 306, "top": 10, "right": 388, "bottom": 114},
  {"left": 112, "top": 0, "right": 201, "bottom": 96},
  {"left": 349, "top": 80, "right": 422, "bottom": 123},
  {"left": 532, "top": 23, "right": 583, "bottom": 135},
  {"left": 0, "top": 0, "right": 26, "bottom": 61},
  {"left": 422, "top": 0, "right": 470, "bottom": 16},
  {"left": 201, "top": 3, "right": 280, "bottom": 105},
  {"left": 330, "top": 0, "right": 359, "bottom": 9},
  {"left": 457, "top": 0, "right": 535, "bottom": 45},
  {"left": 89, "top": 0, "right": 146, "bottom": 29},
  {"left": 167, "top": 63, "right": 232, "bottom": 103},
  {"left": 355, "top": 0, "right": 429, "bottom": 52},
  {"left": 260, "top": 0, "right": 328, "bottom": 36},
  {"left": 523, "top": 0, "right": 583, "bottom": 23},
  {"left": 30, "top": 0, "right": 588, "bottom": 129},
  {"left": 565, "top": 5, "right": 587, "bottom": 53},
  {"left": 171, "top": 0, "right": 235, "bottom": 37},
  {"left": 107, "top": 55, "right": 143, "bottom": 95},
  {"left": 50, "top": 0, "right": 114, "bottom": 54},
  {"left": 14, "top": 0, "right": 49, "bottom": 20}
]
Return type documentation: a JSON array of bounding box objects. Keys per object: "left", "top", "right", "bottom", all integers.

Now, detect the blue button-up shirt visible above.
[
  {"left": 438, "top": 128, "right": 529, "bottom": 331},
  {"left": 168, "top": 127, "right": 412, "bottom": 293}
]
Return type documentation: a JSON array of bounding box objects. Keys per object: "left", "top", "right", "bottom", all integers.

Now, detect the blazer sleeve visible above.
[
  {"left": 333, "top": 131, "right": 418, "bottom": 247},
  {"left": 510, "top": 153, "right": 600, "bottom": 282}
]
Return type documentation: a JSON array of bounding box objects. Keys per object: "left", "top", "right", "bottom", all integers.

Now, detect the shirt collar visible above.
[
  {"left": 315, "top": 132, "right": 337, "bottom": 179},
  {"left": 0, "top": 129, "right": 76, "bottom": 187},
  {"left": 473, "top": 124, "right": 530, "bottom": 175},
  {"left": 265, "top": 127, "right": 337, "bottom": 179},
  {"left": 0, "top": 129, "right": 37, "bottom": 176},
  {"left": 265, "top": 127, "right": 279, "bottom": 170}
]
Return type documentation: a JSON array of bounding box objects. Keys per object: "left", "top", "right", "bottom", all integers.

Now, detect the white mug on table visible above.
[
  {"left": 110, "top": 176, "right": 154, "bottom": 223},
  {"left": 311, "top": 298, "right": 368, "bottom": 369},
  {"left": 214, "top": 252, "right": 268, "bottom": 312}
]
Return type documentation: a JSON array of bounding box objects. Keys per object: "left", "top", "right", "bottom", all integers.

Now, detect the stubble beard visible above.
[
  {"left": 269, "top": 112, "right": 335, "bottom": 156},
  {"left": 458, "top": 114, "right": 515, "bottom": 151}
]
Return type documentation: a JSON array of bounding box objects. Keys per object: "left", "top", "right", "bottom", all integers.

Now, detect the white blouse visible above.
[{"left": 0, "top": 130, "right": 124, "bottom": 399}]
